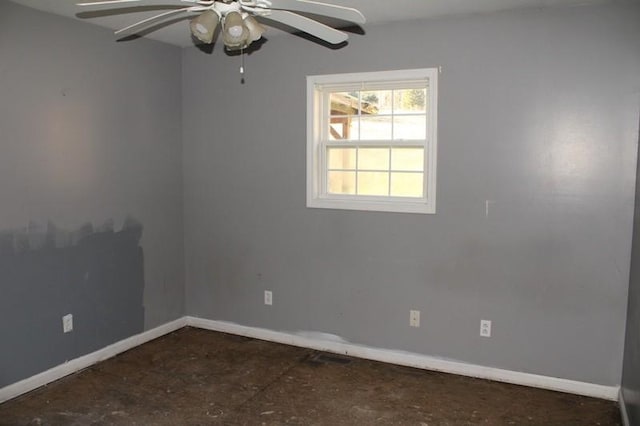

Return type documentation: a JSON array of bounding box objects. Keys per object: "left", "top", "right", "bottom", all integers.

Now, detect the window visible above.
[{"left": 307, "top": 68, "right": 438, "bottom": 214}]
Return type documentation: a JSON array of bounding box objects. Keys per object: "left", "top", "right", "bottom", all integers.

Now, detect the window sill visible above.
[{"left": 307, "top": 197, "right": 435, "bottom": 214}]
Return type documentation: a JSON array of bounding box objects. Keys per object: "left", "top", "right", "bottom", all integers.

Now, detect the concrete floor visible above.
[{"left": 0, "top": 327, "right": 621, "bottom": 425}]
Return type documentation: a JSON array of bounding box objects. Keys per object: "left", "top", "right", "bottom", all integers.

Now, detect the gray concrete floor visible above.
[{"left": 0, "top": 327, "right": 621, "bottom": 425}]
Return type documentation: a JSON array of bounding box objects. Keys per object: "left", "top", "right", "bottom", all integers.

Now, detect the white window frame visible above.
[{"left": 306, "top": 68, "right": 438, "bottom": 214}]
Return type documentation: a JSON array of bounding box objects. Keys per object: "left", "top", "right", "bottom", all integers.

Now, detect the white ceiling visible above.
[{"left": 10, "top": 0, "right": 619, "bottom": 47}]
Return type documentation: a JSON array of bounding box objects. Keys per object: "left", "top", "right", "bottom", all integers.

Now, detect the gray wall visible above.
[
  {"left": 2, "top": 0, "right": 638, "bottom": 394},
  {"left": 622, "top": 118, "right": 640, "bottom": 423},
  {"left": 183, "top": 3, "right": 640, "bottom": 386},
  {"left": 0, "top": 2, "right": 184, "bottom": 386}
]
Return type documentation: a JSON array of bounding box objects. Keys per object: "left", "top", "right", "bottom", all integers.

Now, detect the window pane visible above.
[
  {"left": 391, "top": 148, "right": 424, "bottom": 171},
  {"left": 360, "top": 116, "right": 392, "bottom": 140},
  {"left": 358, "top": 172, "right": 389, "bottom": 196},
  {"left": 394, "top": 88, "right": 427, "bottom": 113},
  {"left": 391, "top": 172, "right": 424, "bottom": 197},
  {"left": 361, "top": 90, "right": 392, "bottom": 114},
  {"left": 330, "top": 92, "right": 360, "bottom": 115},
  {"left": 358, "top": 148, "right": 389, "bottom": 171},
  {"left": 328, "top": 171, "right": 356, "bottom": 194},
  {"left": 329, "top": 116, "right": 358, "bottom": 140},
  {"left": 393, "top": 115, "right": 427, "bottom": 140},
  {"left": 328, "top": 147, "right": 356, "bottom": 170}
]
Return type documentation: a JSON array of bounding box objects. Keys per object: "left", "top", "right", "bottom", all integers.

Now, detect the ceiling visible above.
[{"left": 10, "top": 0, "right": 618, "bottom": 47}]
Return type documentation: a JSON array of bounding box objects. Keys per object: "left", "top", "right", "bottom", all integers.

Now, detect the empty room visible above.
[{"left": 1, "top": 0, "right": 639, "bottom": 424}]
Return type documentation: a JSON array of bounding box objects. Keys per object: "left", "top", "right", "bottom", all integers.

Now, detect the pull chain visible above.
[
  {"left": 239, "top": 46, "right": 246, "bottom": 84},
  {"left": 240, "top": 46, "right": 245, "bottom": 75}
]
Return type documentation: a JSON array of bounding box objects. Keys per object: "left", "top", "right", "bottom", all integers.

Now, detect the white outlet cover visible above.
[
  {"left": 62, "top": 314, "right": 73, "bottom": 333},
  {"left": 480, "top": 319, "right": 492, "bottom": 337},
  {"left": 410, "top": 310, "right": 420, "bottom": 327},
  {"left": 264, "top": 290, "right": 273, "bottom": 306}
]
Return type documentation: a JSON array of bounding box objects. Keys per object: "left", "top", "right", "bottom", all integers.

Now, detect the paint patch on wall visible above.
[
  {"left": 0, "top": 218, "right": 145, "bottom": 387},
  {"left": 0, "top": 218, "right": 142, "bottom": 255}
]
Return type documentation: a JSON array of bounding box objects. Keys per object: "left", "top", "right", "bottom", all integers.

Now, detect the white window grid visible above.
[
  {"left": 320, "top": 85, "right": 429, "bottom": 200},
  {"left": 307, "top": 68, "right": 438, "bottom": 214}
]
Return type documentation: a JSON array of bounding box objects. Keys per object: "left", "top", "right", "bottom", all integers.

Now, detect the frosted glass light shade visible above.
[
  {"left": 222, "top": 11, "right": 249, "bottom": 49},
  {"left": 243, "top": 15, "right": 265, "bottom": 42},
  {"left": 190, "top": 11, "right": 219, "bottom": 44}
]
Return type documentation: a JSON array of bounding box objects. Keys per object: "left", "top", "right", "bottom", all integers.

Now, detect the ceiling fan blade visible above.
[
  {"left": 267, "top": 0, "right": 365, "bottom": 25},
  {"left": 77, "top": 0, "right": 200, "bottom": 11},
  {"left": 266, "top": 10, "right": 348, "bottom": 44},
  {"left": 114, "top": 7, "right": 198, "bottom": 38}
]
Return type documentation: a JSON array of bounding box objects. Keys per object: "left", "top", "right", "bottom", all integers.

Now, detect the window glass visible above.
[{"left": 308, "top": 68, "right": 438, "bottom": 214}]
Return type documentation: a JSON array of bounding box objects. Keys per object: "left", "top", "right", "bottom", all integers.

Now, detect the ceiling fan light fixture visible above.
[
  {"left": 243, "top": 15, "right": 266, "bottom": 42},
  {"left": 222, "top": 11, "right": 249, "bottom": 49},
  {"left": 78, "top": 1, "right": 366, "bottom": 51},
  {"left": 190, "top": 10, "right": 219, "bottom": 44}
]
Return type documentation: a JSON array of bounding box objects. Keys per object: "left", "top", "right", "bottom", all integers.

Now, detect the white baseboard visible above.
[
  {"left": 186, "top": 316, "right": 619, "bottom": 401},
  {"left": 0, "top": 316, "right": 620, "bottom": 405},
  {"left": 0, "top": 317, "right": 186, "bottom": 404},
  {"left": 620, "top": 389, "right": 631, "bottom": 426}
]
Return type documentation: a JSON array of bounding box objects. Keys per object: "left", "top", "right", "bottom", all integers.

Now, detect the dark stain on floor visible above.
[{"left": 0, "top": 327, "right": 621, "bottom": 425}]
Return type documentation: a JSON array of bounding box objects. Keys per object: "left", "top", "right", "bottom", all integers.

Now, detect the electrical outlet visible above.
[
  {"left": 62, "top": 314, "right": 73, "bottom": 333},
  {"left": 410, "top": 310, "right": 420, "bottom": 327},
  {"left": 264, "top": 290, "right": 272, "bottom": 306},
  {"left": 480, "top": 319, "right": 491, "bottom": 337}
]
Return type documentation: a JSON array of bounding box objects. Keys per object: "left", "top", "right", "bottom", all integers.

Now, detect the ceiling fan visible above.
[{"left": 77, "top": 0, "right": 366, "bottom": 50}]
